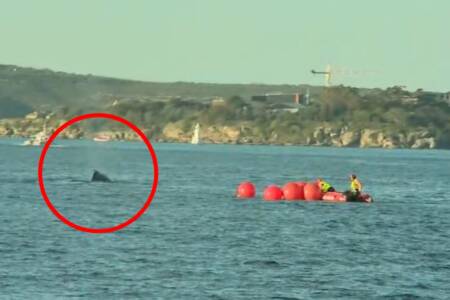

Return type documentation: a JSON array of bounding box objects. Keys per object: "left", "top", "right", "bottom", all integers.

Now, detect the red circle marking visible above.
[{"left": 37, "top": 112, "right": 159, "bottom": 234}]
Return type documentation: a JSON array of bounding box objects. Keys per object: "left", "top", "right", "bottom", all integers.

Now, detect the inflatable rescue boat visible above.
[{"left": 321, "top": 191, "right": 373, "bottom": 203}]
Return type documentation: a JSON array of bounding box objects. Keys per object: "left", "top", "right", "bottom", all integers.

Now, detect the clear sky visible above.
[{"left": 1, "top": 0, "right": 449, "bottom": 91}]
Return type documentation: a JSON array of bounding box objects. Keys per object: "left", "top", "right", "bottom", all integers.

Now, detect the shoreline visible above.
[
  {"left": 1, "top": 135, "right": 448, "bottom": 151},
  {"left": 0, "top": 116, "right": 444, "bottom": 150}
]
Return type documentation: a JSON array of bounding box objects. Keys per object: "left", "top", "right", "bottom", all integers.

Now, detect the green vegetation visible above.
[
  {"left": 1, "top": 64, "right": 449, "bottom": 148},
  {"left": 96, "top": 86, "right": 449, "bottom": 147},
  {"left": 0, "top": 64, "right": 312, "bottom": 117}
]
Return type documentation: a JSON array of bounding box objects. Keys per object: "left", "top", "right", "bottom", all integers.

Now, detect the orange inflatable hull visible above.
[{"left": 322, "top": 192, "right": 373, "bottom": 203}]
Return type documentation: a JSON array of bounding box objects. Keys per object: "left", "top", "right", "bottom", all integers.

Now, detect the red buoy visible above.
[
  {"left": 295, "top": 182, "right": 306, "bottom": 200},
  {"left": 295, "top": 181, "right": 307, "bottom": 188},
  {"left": 304, "top": 183, "right": 322, "bottom": 200},
  {"left": 282, "top": 182, "right": 304, "bottom": 200},
  {"left": 236, "top": 181, "right": 256, "bottom": 199},
  {"left": 263, "top": 185, "right": 284, "bottom": 201}
]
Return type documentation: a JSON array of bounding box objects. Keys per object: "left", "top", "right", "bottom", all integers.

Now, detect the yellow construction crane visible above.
[
  {"left": 311, "top": 65, "right": 379, "bottom": 87},
  {"left": 311, "top": 65, "right": 332, "bottom": 87}
]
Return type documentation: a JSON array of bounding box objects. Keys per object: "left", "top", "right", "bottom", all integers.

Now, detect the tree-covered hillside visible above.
[
  {"left": 0, "top": 64, "right": 318, "bottom": 117},
  {"left": 0, "top": 64, "right": 449, "bottom": 148}
]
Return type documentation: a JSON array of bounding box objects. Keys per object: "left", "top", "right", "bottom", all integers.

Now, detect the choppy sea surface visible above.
[{"left": 0, "top": 137, "right": 449, "bottom": 299}]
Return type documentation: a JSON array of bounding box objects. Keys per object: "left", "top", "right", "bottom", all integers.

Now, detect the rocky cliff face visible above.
[
  {"left": 159, "top": 123, "right": 438, "bottom": 149},
  {"left": 308, "top": 127, "right": 436, "bottom": 149},
  {"left": 0, "top": 115, "right": 440, "bottom": 149}
]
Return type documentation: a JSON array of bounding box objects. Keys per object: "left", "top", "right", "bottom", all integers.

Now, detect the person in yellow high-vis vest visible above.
[
  {"left": 349, "top": 174, "right": 363, "bottom": 195},
  {"left": 318, "top": 178, "right": 335, "bottom": 193}
]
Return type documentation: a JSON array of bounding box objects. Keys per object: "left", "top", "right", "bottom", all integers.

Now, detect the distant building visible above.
[
  {"left": 441, "top": 92, "right": 450, "bottom": 103},
  {"left": 25, "top": 111, "right": 41, "bottom": 120},
  {"left": 211, "top": 97, "right": 226, "bottom": 107},
  {"left": 269, "top": 108, "right": 299, "bottom": 114},
  {"left": 250, "top": 95, "right": 267, "bottom": 102},
  {"left": 251, "top": 93, "right": 308, "bottom": 105},
  {"left": 293, "top": 93, "right": 301, "bottom": 104},
  {"left": 400, "top": 96, "right": 419, "bottom": 104},
  {"left": 417, "top": 91, "right": 450, "bottom": 104}
]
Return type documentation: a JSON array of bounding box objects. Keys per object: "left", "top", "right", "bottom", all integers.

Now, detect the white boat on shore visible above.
[
  {"left": 23, "top": 126, "right": 50, "bottom": 146},
  {"left": 93, "top": 135, "right": 111, "bottom": 142},
  {"left": 191, "top": 123, "right": 201, "bottom": 145},
  {"left": 22, "top": 114, "right": 55, "bottom": 147}
]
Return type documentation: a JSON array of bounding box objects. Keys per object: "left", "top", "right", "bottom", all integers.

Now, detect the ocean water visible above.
[{"left": 0, "top": 137, "right": 449, "bottom": 299}]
